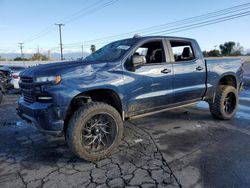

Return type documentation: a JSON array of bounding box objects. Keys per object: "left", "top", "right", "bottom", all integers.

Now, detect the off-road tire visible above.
[
  {"left": 66, "top": 102, "right": 123, "bottom": 161},
  {"left": 0, "top": 90, "right": 3, "bottom": 105},
  {"left": 209, "top": 85, "right": 238, "bottom": 120}
]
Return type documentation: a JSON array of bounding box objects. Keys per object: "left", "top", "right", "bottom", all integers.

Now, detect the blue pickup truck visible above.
[{"left": 17, "top": 36, "right": 244, "bottom": 161}]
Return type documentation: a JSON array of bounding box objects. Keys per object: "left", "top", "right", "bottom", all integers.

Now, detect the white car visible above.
[{"left": 10, "top": 66, "right": 25, "bottom": 89}]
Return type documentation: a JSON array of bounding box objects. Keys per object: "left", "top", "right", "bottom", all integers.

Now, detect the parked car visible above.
[
  {"left": 0, "top": 66, "right": 12, "bottom": 90},
  {"left": 17, "top": 36, "right": 244, "bottom": 161},
  {"left": 0, "top": 75, "right": 8, "bottom": 105},
  {"left": 9, "top": 66, "right": 26, "bottom": 89}
]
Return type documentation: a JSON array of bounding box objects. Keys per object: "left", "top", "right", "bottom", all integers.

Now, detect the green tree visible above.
[
  {"left": 13, "top": 57, "right": 29, "bottom": 61},
  {"left": 203, "top": 51, "right": 208, "bottom": 57},
  {"left": 203, "top": 50, "right": 221, "bottom": 57},
  {"left": 90, "top": 45, "right": 96, "bottom": 53},
  {"left": 207, "top": 49, "right": 221, "bottom": 57},
  {"left": 219, "top": 41, "right": 236, "bottom": 56},
  {"left": 231, "top": 50, "right": 242, "bottom": 56},
  {"left": 31, "top": 53, "right": 49, "bottom": 61},
  {"left": 231, "top": 42, "right": 243, "bottom": 56}
]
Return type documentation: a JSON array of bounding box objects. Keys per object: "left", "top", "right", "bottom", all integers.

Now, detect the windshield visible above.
[{"left": 83, "top": 38, "right": 138, "bottom": 62}]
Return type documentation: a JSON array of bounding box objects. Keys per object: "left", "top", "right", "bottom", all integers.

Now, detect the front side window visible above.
[
  {"left": 170, "top": 41, "right": 195, "bottom": 62},
  {"left": 134, "top": 41, "right": 166, "bottom": 64},
  {"left": 124, "top": 40, "right": 166, "bottom": 71}
]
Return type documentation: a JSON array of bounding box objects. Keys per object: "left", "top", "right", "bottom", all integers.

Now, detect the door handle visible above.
[
  {"left": 161, "top": 69, "right": 171, "bottom": 74},
  {"left": 196, "top": 66, "right": 203, "bottom": 71}
]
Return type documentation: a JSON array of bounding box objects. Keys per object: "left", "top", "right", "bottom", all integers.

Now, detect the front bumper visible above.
[{"left": 17, "top": 97, "right": 67, "bottom": 136}]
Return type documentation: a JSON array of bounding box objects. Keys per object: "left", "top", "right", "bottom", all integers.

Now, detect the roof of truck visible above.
[
  {"left": 121, "top": 35, "right": 196, "bottom": 42},
  {"left": 140, "top": 35, "right": 194, "bottom": 40}
]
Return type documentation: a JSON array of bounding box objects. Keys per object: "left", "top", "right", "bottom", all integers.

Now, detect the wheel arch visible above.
[
  {"left": 63, "top": 88, "right": 124, "bottom": 133},
  {"left": 218, "top": 74, "right": 237, "bottom": 89},
  {"left": 209, "top": 73, "right": 238, "bottom": 102}
]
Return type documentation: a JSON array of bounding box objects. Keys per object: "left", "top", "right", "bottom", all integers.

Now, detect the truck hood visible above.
[{"left": 20, "top": 60, "right": 115, "bottom": 78}]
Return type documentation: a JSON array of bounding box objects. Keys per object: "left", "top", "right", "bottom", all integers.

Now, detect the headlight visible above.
[{"left": 35, "top": 75, "right": 61, "bottom": 84}]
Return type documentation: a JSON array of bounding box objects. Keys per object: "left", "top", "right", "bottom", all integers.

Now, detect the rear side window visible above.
[{"left": 170, "top": 41, "right": 195, "bottom": 62}]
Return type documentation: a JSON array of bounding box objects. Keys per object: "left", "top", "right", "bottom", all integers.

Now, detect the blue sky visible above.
[{"left": 0, "top": 0, "right": 250, "bottom": 54}]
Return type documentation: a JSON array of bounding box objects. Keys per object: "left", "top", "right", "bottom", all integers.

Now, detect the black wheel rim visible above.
[
  {"left": 224, "top": 92, "right": 236, "bottom": 114},
  {"left": 81, "top": 113, "right": 117, "bottom": 153}
]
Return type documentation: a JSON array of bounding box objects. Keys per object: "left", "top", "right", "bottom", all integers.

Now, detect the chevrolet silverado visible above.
[{"left": 17, "top": 36, "right": 244, "bottom": 161}]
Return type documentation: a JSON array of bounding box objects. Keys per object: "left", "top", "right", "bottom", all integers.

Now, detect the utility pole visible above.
[
  {"left": 37, "top": 45, "right": 41, "bottom": 61},
  {"left": 18, "top": 42, "right": 24, "bottom": 58},
  {"left": 37, "top": 45, "right": 40, "bottom": 54},
  {"left": 55, "top": 23, "right": 65, "bottom": 60},
  {"left": 81, "top": 44, "right": 84, "bottom": 58}
]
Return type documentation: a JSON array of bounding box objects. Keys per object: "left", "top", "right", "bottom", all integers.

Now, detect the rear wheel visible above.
[
  {"left": 209, "top": 85, "right": 238, "bottom": 120},
  {"left": 66, "top": 102, "right": 123, "bottom": 161}
]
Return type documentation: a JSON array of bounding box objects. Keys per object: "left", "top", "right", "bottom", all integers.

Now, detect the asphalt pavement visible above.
[
  {"left": 0, "top": 95, "right": 179, "bottom": 188},
  {"left": 132, "top": 86, "right": 250, "bottom": 187}
]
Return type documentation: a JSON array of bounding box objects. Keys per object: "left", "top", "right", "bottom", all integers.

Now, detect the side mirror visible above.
[{"left": 132, "top": 55, "right": 146, "bottom": 67}]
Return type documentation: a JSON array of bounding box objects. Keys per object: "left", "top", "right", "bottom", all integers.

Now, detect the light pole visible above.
[
  {"left": 81, "top": 44, "right": 84, "bottom": 58},
  {"left": 18, "top": 42, "right": 24, "bottom": 58}
]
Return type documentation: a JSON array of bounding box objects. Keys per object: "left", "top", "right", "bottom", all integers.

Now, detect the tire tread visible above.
[
  {"left": 209, "top": 85, "right": 238, "bottom": 120},
  {"left": 66, "top": 102, "right": 123, "bottom": 161}
]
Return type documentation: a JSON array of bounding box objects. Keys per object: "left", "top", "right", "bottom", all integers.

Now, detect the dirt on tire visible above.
[
  {"left": 66, "top": 102, "right": 123, "bottom": 161},
  {"left": 209, "top": 85, "right": 239, "bottom": 120}
]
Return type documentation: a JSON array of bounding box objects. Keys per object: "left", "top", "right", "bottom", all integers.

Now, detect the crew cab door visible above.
[
  {"left": 166, "top": 39, "right": 206, "bottom": 103},
  {"left": 124, "top": 39, "right": 174, "bottom": 116}
]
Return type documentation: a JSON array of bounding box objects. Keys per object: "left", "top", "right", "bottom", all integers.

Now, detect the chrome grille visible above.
[
  {"left": 20, "top": 76, "right": 36, "bottom": 103},
  {"left": 20, "top": 76, "right": 33, "bottom": 83}
]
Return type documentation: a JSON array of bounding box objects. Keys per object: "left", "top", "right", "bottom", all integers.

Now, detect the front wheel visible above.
[
  {"left": 209, "top": 85, "right": 239, "bottom": 120},
  {"left": 66, "top": 102, "right": 123, "bottom": 161}
]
